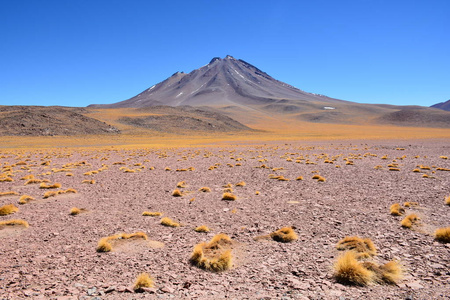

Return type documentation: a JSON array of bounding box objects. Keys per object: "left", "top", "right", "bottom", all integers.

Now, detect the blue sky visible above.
[{"left": 1, "top": 0, "right": 449, "bottom": 107}]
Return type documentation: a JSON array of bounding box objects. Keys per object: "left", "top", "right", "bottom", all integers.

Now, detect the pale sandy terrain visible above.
[{"left": 0, "top": 139, "right": 449, "bottom": 299}]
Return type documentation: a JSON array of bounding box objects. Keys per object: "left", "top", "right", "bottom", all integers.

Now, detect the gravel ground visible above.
[{"left": 0, "top": 139, "right": 449, "bottom": 299}]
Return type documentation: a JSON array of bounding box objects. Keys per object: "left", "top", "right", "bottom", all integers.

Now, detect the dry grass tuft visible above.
[
  {"left": 133, "top": 273, "right": 155, "bottom": 291},
  {"left": 142, "top": 211, "right": 162, "bottom": 217},
  {"left": 434, "top": 227, "right": 450, "bottom": 243},
  {"left": 222, "top": 192, "right": 237, "bottom": 201},
  {"left": 18, "top": 195, "right": 35, "bottom": 205},
  {"left": 403, "top": 201, "right": 418, "bottom": 207},
  {"left": 0, "top": 219, "right": 29, "bottom": 228},
  {"left": 172, "top": 189, "right": 183, "bottom": 197},
  {"left": 333, "top": 251, "right": 374, "bottom": 286},
  {"left": 0, "top": 191, "right": 19, "bottom": 197},
  {"left": 20, "top": 174, "right": 35, "bottom": 180},
  {"left": 317, "top": 176, "right": 326, "bottom": 182},
  {"left": 0, "top": 204, "right": 19, "bottom": 216},
  {"left": 96, "top": 237, "right": 113, "bottom": 252},
  {"left": 389, "top": 203, "right": 405, "bottom": 216},
  {"left": 194, "top": 225, "right": 210, "bottom": 233},
  {"left": 401, "top": 214, "right": 420, "bottom": 228},
  {"left": 96, "top": 232, "right": 148, "bottom": 252},
  {"left": 296, "top": 176, "right": 304, "bottom": 180},
  {"left": 82, "top": 180, "right": 96, "bottom": 184},
  {"left": 199, "top": 187, "right": 211, "bottom": 192},
  {"left": 69, "top": 207, "right": 87, "bottom": 215},
  {"left": 160, "top": 217, "right": 180, "bottom": 227},
  {"left": 177, "top": 181, "right": 187, "bottom": 188},
  {"left": 43, "top": 191, "right": 58, "bottom": 199},
  {"left": 336, "top": 236, "right": 377, "bottom": 258},
  {"left": 190, "top": 233, "right": 233, "bottom": 272},
  {"left": 270, "top": 226, "right": 298, "bottom": 243},
  {"left": 24, "top": 179, "right": 48, "bottom": 185},
  {"left": 235, "top": 181, "right": 246, "bottom": 187},
  {"left": 39, "top": 182, "right": 62, "bottom": 189},
  {"left": 0, "top": 177, "right": 13, "bottom": 182}
]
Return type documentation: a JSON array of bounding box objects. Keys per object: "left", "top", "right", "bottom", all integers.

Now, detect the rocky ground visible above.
[{"left": 0, "top": 139, "right": 449, "bottom": 299}]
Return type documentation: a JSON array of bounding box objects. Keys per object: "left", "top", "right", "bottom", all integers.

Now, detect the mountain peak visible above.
[{"left": 89, "top": 55, "right": 336, "bottom": 109}]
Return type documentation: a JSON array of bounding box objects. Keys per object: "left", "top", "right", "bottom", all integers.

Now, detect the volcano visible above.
[{"left": 90, "top": 55, "right": 450, "bottom": 128}]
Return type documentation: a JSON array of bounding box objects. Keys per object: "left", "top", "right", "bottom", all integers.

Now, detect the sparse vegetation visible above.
[
  {"left": 336, "top": 236, "right": 377, "bottom": 258},
  {"left": 142, "top": 211, "right": 163, "bottom": 217},
  {"left": 434, "top": 227, "right": 450, "bottom": 243},
  {"left": 190, "top": 233, "right": 233, "bottom": 272},
  {"left": 0, "top": 191, "right": 19, "bottom": 197},
  {"left": 194, "top": 225, "right": 210, "bottom": 232},
  {"left": 172, "top": 189, "right": 183, "bottom": 197},
  {"left": 270, "top": 227, "right": 298, "bottom": 243},
  {"left": 401, "top": 214, "right": 420, "bottom": 228},
  {"left": 333, "top": 251, "right": 374, "bottom": 286},
  {"left": 222, "top": 192, "right": 237, "bottom": 201},
  {"left": 0, "top": 204, "right": 19, "bottom": 216},
  {"left": 160, "top": 217, "right": 180, "bottom": 227},
  {"left": 0, "top": 219, "right": 29, "bottom": 228},
  {"left": 390, "top": 203, "right": 405, "bottom": 216},
  {"left": 18, "top": 195, "right": 35, "bottom": 205},
  {"left": 39, "top": 182, "right": 62, "bottom": 189},
  {"left": 199, "top": 187, "right": 211, "bottom": 192},
  {"left": 133, "top": 273, "right": 155, "bottom": 291}
]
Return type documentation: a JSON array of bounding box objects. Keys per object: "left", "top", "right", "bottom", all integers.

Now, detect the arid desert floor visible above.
[{"left": 0, "top": 139, "right": 449, "bottom": 299}]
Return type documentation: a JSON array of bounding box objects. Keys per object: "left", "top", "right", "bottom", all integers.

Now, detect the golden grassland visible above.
[{"left": 0, "top": 119, "right": 449, "bottom": 150}]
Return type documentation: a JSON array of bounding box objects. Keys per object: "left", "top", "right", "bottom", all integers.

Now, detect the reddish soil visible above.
[{"left": 0, "top": 139, "right": 449, "bottom": 299}]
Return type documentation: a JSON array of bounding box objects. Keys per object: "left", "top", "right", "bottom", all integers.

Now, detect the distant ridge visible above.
[{"left": 431, "top": 99, "right": 450, "bottom": 111}]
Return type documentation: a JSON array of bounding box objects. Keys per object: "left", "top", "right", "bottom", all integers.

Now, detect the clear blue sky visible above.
[{"left": 1, "top": 0, "right": 449, "bottom": 107}]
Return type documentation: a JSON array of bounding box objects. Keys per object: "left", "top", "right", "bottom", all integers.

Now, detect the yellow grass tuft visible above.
[
  {"left": 69, "top": 207, "right": 86, "bottom": 215},
  {"left": 0, "top": 219, "right": 29, "bottom": 228},
  {"left": 389, "top": 168, "right": 400, "bottom": 171},
  {"left": 401, "top": 214, "right": 420, "bottom": 228},
  {"left": 312, "top": 174, "right": 320, "bottom": 179},
  {"left": 333, "top": 251, "right": 374, "bottom": 286},
  {"left": 142, "top": 211, "right": 163, "bottom": 217},
  {"left": 176, "top": 181, "right": 186, "bottom": 188},
  {"left": 235, "top": 181, "right": 246, "bottom": 187},
  {"left": 133, "top": 273, "right": 155, "bottom": 291},
  {"left": 389, "top": 203, "right": 405, "bottom": 216},
  {"left": 296, "top": 176, "right": 303, "bottom": 180},
  {"left": 317, "top": 176, "right": 326, "bottom": 182},
  {"left": 194, "top": 225, "right": 210, "bottom": 233},
  {"left": 412, "top": 169, "right": 421, "bottom": 173},
  {"left": 64, "top": 188, "right": 77, "bottom": 194},
  {"left": 0, "top": 204, "right": 19, "bottom": 216},
  {"left": 82, "top": 180, "right": 96, "bottom": 184},
  {"left": 403, "top": 201, "right": 418, "bottom": 207},
  {"left": 0, "top": 191, "right": 19, "bottom": 197},
  {"left": 39, "top": 182, "right": 62, "bottom": 189},
  {"left": 43, "top": 191, "right": 58, "bottom": 199},
  {"left": 378, "top": 261, "right": 403, "bottom": 284},
  {"left": 190, "top": 233, "right": 233, "bottom": 272},
  {"left": 0, "top": 177, "right": 13, "bottom": 182},
  {"left": 172, "top": 189, "right": 183, "bottom": 197},
  {"left": 20, "top": 174, "right": 35, "bottom": 180},
  {"left": 440, "top": 156, "right": 448, "bottom": 159},
  {"left": 199, "top": 187, "right": 211, "bottom": 192},
  {"left": 255, "top": 191, "right": 260, "bottom": 195},
  {"left": 65, "top": 173, "right": 73, "bottom": 177},
  {"left": 336, "top": 236, "right": 377, "bottom": 258},
  {"left": 434, "top": 227, "right": 450, "bottom": 243},
  {"left": 24, "top": 178, "right": 48, "bottom": 185},
  {"left": 160, "top": 217, "right": 180, "bottom": 227},
  {"left": 96, "top": 232, "right": 148, "bottom": 252},
  {"left": 270, "top": 226, "right": 298, "bottom": 243},
  {"left": 445, "top": 196, "right": 450, "bottom": 206},
  {"left": 18, "top": 195, "right": 35, "bottom": 205},
  {"left": 222, "top": 192, "right": 237, "bottom": 201},
  {"left": 96, "top": 237, "right": 113, "bottom": 252}
]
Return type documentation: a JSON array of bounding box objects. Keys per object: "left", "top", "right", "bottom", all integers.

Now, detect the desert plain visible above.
[{"left": 0, "top": 130, "right": 449, "bottom": 300}]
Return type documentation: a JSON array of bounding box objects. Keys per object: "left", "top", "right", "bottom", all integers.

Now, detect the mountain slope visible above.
[{"left": 431, "top": 99, "right": 450, "bottom": 111}]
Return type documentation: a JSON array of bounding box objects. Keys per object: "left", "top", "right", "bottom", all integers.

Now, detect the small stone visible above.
[
  {"left": 104, "top": 286, "right": 116, "bottom": 293},
  {"left": 406, "top": 281, "right": 424, "bottom": 289},
  {"left": 87, "top": 287, "right": 97, "bottom": 296},
  {"left": 160, "top": 286, "right": 174, "bottom": 293}
]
